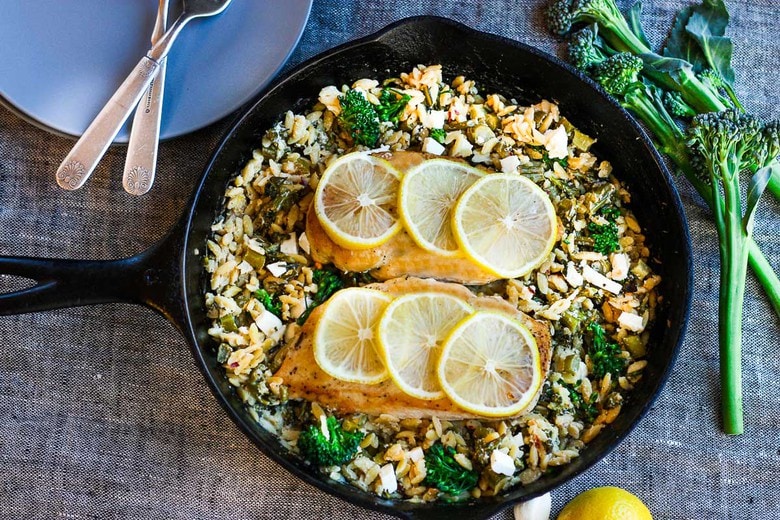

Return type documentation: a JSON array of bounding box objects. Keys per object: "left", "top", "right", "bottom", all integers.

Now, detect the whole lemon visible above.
[{"left": 557, "top": 486, "right": 653, "bottom": 520}]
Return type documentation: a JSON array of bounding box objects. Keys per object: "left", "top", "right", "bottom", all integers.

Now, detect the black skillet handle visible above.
[{"left": 0, "top": 225, "right": 188, "bottom": 332}]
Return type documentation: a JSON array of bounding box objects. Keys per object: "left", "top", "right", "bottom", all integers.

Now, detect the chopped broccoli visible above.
[
  {"left": 599, "top": 204, "right": 620, "bottom": 222},
  {"left": 567, "top": 24, "right": 611, "bottom": 72},
  {"left": 255, "top": 288, "right": 282, "bottom": 318},
  {"left": 423, "top": 443, "right": 478, "bottom": 496},
  {"left": 297, "top": 416, "right": 364, "bottom": 467},
  {"left": 429, "top": 127, "right": 447, "bottom": 144},
  {"left": 298, "top": 267, "right": 345, "bottom": 324},
  {"left": 587, "top": 221, "right": 619, "bottom": 255},
  {"left": 338, "top": 89, "right": 381, "bottom": 147},
  {"left": 587, "top": 322, "right": 626, "bottom": 379},
  {"left": 376, "top": 88, "right": 411, "bottom": 124},
  {"left": 663, "top": 90, "right": 696, "bottom": 119},
  {"left": 337, "top": 88, "right": 411, "bottom": 147}
]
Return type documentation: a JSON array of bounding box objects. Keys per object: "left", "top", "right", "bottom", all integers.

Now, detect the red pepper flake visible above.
[{"left": 229, "top": 362, "right": 239, "bottom": 368}]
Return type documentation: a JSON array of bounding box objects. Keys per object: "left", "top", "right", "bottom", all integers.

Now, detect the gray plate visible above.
[{"left": 0, "top": 0, "right": 312, "bottom": 143}]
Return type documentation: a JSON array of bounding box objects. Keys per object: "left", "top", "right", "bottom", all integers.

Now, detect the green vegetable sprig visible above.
[
  {"left": 298, "top": 267, "right": 345, "bottom": 324},
  {"left": 423, "top": 443, "right": 479, "bottom": 496},
  {"left": 544, "top": 0, "right": 780, "bottom": 434},
  {"left": 297, "top": 416, "right": 363, "bottom": 467},
  {"left": 337, "top": 88, "right": 411, "bottom": 147},
  {"left": 587, "top": 322, "right": 626, "bottom": 379}
]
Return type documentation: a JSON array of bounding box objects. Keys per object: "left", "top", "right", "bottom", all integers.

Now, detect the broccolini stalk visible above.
[
  {"left": 687, "top": 110, "right": 779, "bottom": 434},
  {"left": 297, "top": 415, "right": 363, "bottom": 466}
]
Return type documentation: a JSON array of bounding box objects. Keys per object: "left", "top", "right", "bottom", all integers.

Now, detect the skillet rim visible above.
[{"left": 179, "top": 15, "right": 693, "bottom": 519}]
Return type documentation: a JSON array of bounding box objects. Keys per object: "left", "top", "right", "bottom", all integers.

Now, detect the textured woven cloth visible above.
[{"left": 1, "top": 1, "right": 778, "bottom": 518}]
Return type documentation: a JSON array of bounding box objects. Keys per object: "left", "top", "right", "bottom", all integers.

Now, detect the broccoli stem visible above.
[
  {"left": 767, "top": 170, "right": 780, "bottom": 201},
  {"left": 716, "top": 157, "right": 747, "bottom": 435}
]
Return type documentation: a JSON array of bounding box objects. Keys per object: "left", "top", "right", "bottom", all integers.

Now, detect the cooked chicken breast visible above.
[
  {"left": 306, "top": 151, "right": 500, "bottom": 285},
  {"left": 273, "top": 277, "right": 552, "bottom": 420}
]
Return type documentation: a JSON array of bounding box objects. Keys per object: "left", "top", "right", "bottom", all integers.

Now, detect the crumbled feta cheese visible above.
[
  {"left": 318, "top": 85, "right": 342, "bottom": 115},
  {"left": 609, "top": 253, "right": 630, "bottom": 281},
  {"left": 422, "top": 137, "right": 446, "bottom": 155},
  {"left": 280, "top": 234, "right": 298, "bottom": 255},
  {"left": 565, "top": 261, "right": 584, "bottom": 287},
  {"left": 449, "top": 133, "right": 474, "bottom": 157},
  {"left": 582, "top": 264, "right": 622, "bottom": 295},
  {"left": 500, "top": 155, "right": 521, "bottom": 173},
  {"left": 255, "top": 309, "right": 282, "bottom": 335},
  {"left": 237, "top": 260, "right": 254, "bottom": 275},
  {"left": 266, "top": 262, "right": 287, "bottom": 277},
  {"left": 471, "top": 152, "right": 491, "bottom": 163},
  {"left": 407, "top": 446, "right": 424, "bottom": 462},
  {"left": 298, "top": 232, "right": 311, "bottom": 255},
  {"left": 544, "top": 125, "right": 568, "bottom": 159},
  {"left": 514, "top": 493, "right": 551, "bottom": 520},
  {"left": 319, "top": 414, "right": 331, "bottom": 441},
  {"left": 378, "top": 463, "right": 397, "bottom": 493},
  {"left": 490, "top": 449, "right": 515, "bottom": 476},
  {"left": 618, "top": 311, "right": 646, "bottom": 332},
  {"left": 428, "top": 110, "right": 447, "bottom": 128}
]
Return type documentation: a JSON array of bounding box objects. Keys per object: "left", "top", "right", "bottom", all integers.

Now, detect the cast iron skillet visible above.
[{"left": 0, "top": 17, "right": 692, "bottom": 520}]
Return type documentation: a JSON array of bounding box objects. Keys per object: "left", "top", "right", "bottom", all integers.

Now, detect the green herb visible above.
[
  {"left": 423, "top": 443, "right": 478, "bottom": 495},
  {"left": 297, "top": 416, "right": 363, "bottom": 466},
  {"left": 587, "top": 322, "right": 626, "bottom": 379},
  {"left": 255, "top": 288, "right": 282, "bottom": 318},
  {"left": 430, "top": 127, "right": 447, "bottom": 144}
]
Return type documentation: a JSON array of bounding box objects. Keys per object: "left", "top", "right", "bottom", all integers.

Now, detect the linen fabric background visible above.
[{"left": 1, "top": 1, "right": 778, "bottom": 518}]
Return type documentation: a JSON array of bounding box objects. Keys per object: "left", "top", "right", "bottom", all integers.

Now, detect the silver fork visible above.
[
  {"left": 122, "top": 0, "right": 170, "bottom": 196},
  {"left": 55, "top": 0, "right": 234, "bottom": 191}
]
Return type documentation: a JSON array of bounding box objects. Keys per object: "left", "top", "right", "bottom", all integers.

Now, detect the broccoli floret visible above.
[
  {"left": 587, "top": 221, "right": 619, "bottom": 255},
  {"left": 591, "top": 53, "right": 643, "bottom": 96},
  {"left": 338, "top": 89, "right": 381, "bottom": 147},
  {"left": 376, "top": 88, "right": 411, "bottom": 124},
  {"left": 298, "top": 266, "right": 345, "bottom": 324},
  {"left": 587, "top": 204, "right": 620, "bottom": 254},
  {"left": 255, "top": 288, "right": 282, "bottom": 318},
  {"left": 423, "top": 443, "right": 478, "bottom": 496},
  {"left": 663, "top": 90, "right": 696, "bottom": 118},
  {"left": 698, "top": 69, "right": 743, "bottom": 112},
  {"left": 429, "top": 128, "right": 447, "bottom": 144},
  {"left": 297, "top": 416, "right": 364, "bottom": 467},
  {"left": 546, "top": 0, "right": 648, "bottom": 56},
  {"left": 567, "top": 24, "right": 610, "bottom": 72},
  {"left": 587, "top": 322, "right": 626, "bottom": 379}
]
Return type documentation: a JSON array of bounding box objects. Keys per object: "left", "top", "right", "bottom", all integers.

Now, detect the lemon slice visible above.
[
  {"left": 313, "top": 287, "right": 392, "bottom": 384},
  {"left": 437, "top": 310, "right": 543, "bottom": 417},
  {"left": 314, "top": 152, "right": 403, "bottom": 250},
  {"left": 399, "top": 159, "right": 485, "bottom": 256},
  {"left": 377, "top": 292, "right": 473, "bottom": 400},
  {"left": 452, "top": 173, "right": 557, "bottom": 279}
]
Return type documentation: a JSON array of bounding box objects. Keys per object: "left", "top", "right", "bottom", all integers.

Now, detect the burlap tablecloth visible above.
[{"left": 1, "top": 1, "right": 778, "bottom": 518}]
